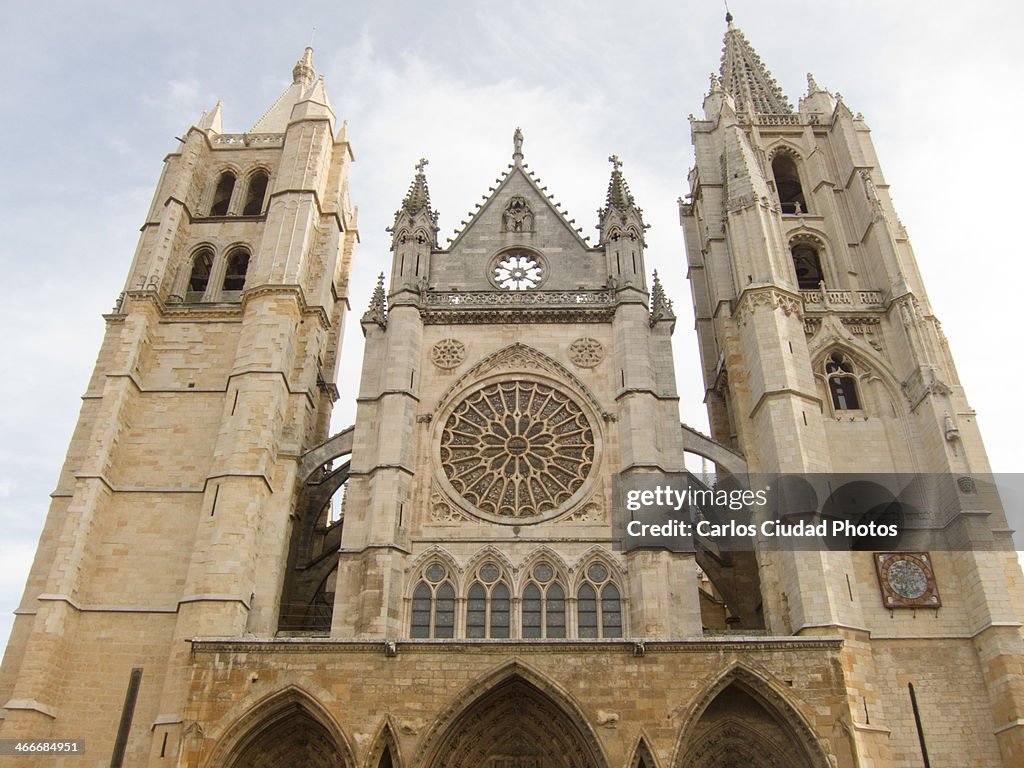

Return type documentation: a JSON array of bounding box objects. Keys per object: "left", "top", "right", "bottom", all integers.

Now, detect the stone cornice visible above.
[{"left": 189, "top": 636, "right": 844, "bottom": 655}]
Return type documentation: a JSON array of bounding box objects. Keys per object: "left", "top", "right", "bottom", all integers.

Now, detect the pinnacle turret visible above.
[
  {"left": 597, "top": 155, "right": 645, "bottom": 246},
  {"left": 401, "top": 158, "right": 434, "bottom": 217},
  {"left": 602, "top": 154, "right": 637, "bottom": 214},
  {"left": 719, "top": 15, "right": 792, "bottom": 114}
]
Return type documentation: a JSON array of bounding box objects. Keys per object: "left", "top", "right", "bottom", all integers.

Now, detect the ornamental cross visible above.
[
  {"left": 608, "top": 154, "right": 622, "bottom": 170},
  {"left": 415, "top": 157, "right": 429, "bottom": 173}
]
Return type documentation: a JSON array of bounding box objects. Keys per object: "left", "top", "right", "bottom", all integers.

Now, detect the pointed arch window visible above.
[
  {"left": 466, "top": 562, "right": 510, "bottom": 639},
  {"left": 210, "top": 171, "right": 236, "bottom": 216},
  {"left": 577, "top": 562, "right": 622, "bottom": 638},
  {"left": 410, "top": 562, "right": 455, "bottom": 639},
  {"left": 791, "top": 244, "right": 823, "bottom": 289},
  {"left": 186, "top": 248, "right": 213, "bottom": 301},
  {"left": 522, "top": 562, "right": 566, "bottom": 639},
  {"left": 772, "top": 153, "right": 807, "bottom": 215},
  {"left": 826, "top": 352, "right": 861, "bottom": 411},
  {"left": 242, "top": 170, "right": 269, "bottom": 215},
  {"left": 222, "top": 248, "right": 250, "bottom": 294}
]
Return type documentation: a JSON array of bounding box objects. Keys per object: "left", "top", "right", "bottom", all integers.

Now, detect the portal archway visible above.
[
  {"left": 674, "top": 667, "right": 832, "bottom": 768},
  {"left": 420, "top": 669, "right": 607, "bottom": 768},
  {"left": 210, "top": 688, "right": 352, "bottom": 768}
]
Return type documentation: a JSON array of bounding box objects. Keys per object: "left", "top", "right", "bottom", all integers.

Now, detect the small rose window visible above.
[{"left": 494, "top": 253, "right": 543, "bottom": 290}]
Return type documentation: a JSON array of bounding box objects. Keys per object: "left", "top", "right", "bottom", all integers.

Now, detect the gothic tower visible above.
[
  {"left": 681, "top": 15, "right": 1024, "bottom": 765},
  {"left": 0, "top": 48, "right": 356, "bottom": 758}
]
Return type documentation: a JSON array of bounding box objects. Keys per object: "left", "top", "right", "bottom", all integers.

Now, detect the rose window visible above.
[
  {"left": 439, "top": 380, "right": 595, "bottom": 519},
  {"left": 494, "top": 253, "right": 543, "bottom": 290}
]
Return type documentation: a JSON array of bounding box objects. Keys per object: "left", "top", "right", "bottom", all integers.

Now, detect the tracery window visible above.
[
  {"left": 410, "top": 562, "right": 455, "bottom": 639},
  {"left": 210, "top": 171, "right": 236, "bottom": 216},
  {"left": 493, "top": 252, "right": 543, "bottom": 290},
  {"left": 577, "top": 562, "right": 622, "bottom": 638},
  {"left": 521, "top": 562, "right": 566, "bottom": 638},
  {"left": 466, "top": 562, "right": 510, "bottom": 639},
  {"left": 439, "top": 380, "right": 595, "bottom": 521},
  {"left": 825, "top": 351, "right": 861, "bottom": 411}
]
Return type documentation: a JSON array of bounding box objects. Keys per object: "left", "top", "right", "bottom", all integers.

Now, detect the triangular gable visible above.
[{"left": 445, "top": 162, "right": 593, "bottom": 251}]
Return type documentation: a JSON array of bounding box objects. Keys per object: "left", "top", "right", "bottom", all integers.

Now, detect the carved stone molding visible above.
[
  {"left": 735, "top": 287, "right": 804, "bottom": 321},
  {"left": 568, "top": 338, "right": 604, "bottom": 368},
  {"left": 432, "top": 339, "right": 466, "bottom": 369}
]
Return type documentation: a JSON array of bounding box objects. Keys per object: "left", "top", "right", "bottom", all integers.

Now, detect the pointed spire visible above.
[
  {"left": 293, "top": 47, "right": 315, "bottom": 88},
  {"left": 513, "top": 127, "right": 524, "bottom": 167},
  {"left": 198, "top": 101, "right": 222, "bottom": 133},
  {"left": 361, "top": 273, "right": 387, "bottom": 328},
  {"left": 603, "top": 154, "right": 636, "bottom": 213},
  {"left": 649, "top": 270, "right": 675, "bottom": 327},
  {"left": 720, "top": 16, "right": 792, "bottom": 114},
  {"left": 401, "top": 158, "right": 434, "bottom": 216}
]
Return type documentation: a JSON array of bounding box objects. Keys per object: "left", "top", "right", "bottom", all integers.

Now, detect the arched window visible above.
[
  {"left": 826, "top": 352, "right": 861, "bottom": 411},
  {"left": 465, "top": 561, "right": 509, "bottom": 639},
  {"left": 577, "top": 561, "right": 622, "bottom": 638},
  {"left": 186, "top": 249, "right": 213, "bottom": 300},
  {"left": 222, "top": 248, "right": 250, "bottom": 293},
  {"left": 521, "top": 561, "right": 566, "bottom": 639},
  {"left": 210, "top": 171, "right": 236, "bottom": 216},
  {"left": 410, "top": 561, "right": 455, "bottom": 639},
  {"left": 242, "top": 170, "right": 269, "bottom": 215},
  {"left": 771, "top": 153, "right": 806, "bottom": 215},
  {"left": 791, "top": 244, "right": 824, "bottom": 289}
]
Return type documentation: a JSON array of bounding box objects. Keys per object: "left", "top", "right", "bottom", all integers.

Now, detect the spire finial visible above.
[
  {"left": 513, "top": 127, "right": 524, "bottom": 165},
  {"left": 416, "top": 157, "right": 429, "bottom": 174},
  {"left": 608, "top": 154, "right": 622, "bottom": 171},
  {"left": 292, "top": 47, "right": 315, "bottom": 87},
  {"left": 725, "top": 0, "right": 733, "bottom": 24},
  {"left": 807, "top": 72, "right": 820, "bottom": 94}
]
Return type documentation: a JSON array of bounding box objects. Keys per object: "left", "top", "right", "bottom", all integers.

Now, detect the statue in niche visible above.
[{"left": 502, "top": 196, "right": 535, "bottom": 233}]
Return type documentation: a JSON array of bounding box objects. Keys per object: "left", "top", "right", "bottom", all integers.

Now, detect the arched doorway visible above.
[
  {"left": 676, "top": 676, "right": 830, "bottom": 768},
  {"left": 422, "top": 674, "right": 606, "bottom": 768},
  {"left": 212, "top": 689, "right": 351, "bottom": 768}
]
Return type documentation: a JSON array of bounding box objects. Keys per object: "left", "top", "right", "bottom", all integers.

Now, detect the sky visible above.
[{"left": 1, "top": 1, "right": 1022, "bottom": 656}]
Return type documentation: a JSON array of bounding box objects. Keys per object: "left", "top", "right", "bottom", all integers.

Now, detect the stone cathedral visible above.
[{"left": 2, "top": 17, "right": 1023, "bottom": 768}]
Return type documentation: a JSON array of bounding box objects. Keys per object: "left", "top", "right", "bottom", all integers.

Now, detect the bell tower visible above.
[
  {"left": 681, "top": 14, "right": 1024, "bottom": 765},
  {"left": 0, "top": 47, "right": 356, "bottom": 757}
]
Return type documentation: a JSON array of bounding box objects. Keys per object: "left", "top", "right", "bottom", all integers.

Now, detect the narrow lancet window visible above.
[
  {"left": 243, "top": 171, "right": 269, "bottom": 215},
  {"left": 772, "top": 153, "right": 806, "bottom": 214},
  {"left": 792, "top": 244, "right": 824, "bottom": 289},
  {"left": 826, "top": 352, "right": 861, "bottom": 410},
  {"left": 222, "top": 249, "right": 250, "bottom": 293},
  {"left": 210, "top": 171, "right": 236, "bottom": 216},
  {"left": 187, "top": 249, "right": 213, "bottom": 300}
]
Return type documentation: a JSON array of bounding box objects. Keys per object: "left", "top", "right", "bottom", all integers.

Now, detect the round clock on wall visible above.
[{"left": 875, "top": 552, "right": 940, "bottom": 608}]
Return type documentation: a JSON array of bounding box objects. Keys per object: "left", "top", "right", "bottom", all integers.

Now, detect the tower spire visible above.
[
  {"left": 292, "top": 46, "right": 315, "bottom": 88},
  {"left": 719, "top": 18, "right": 791, "bottom": 114},
  {"left": 401, "top": 158, "right": 434, "bottom": 216},
  {"left": 602, "top": 154, "right": 636, "bottom": 214}
]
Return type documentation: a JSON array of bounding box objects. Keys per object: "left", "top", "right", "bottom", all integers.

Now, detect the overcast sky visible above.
[{"left": 1, "top": 1, "right": 1022, "bottom": 655}]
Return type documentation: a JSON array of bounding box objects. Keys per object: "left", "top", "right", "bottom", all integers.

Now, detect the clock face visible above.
[
  {"left": 886, "top": 559, "right": 928, "bottom": 599},
  {"left": 876, "top": 553, "right": 940, "bottom": 608}
]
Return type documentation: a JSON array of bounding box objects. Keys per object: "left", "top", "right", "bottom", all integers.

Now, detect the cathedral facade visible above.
[{"left": 1, "top": 18, "right": 1022, "bottom": 768}]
